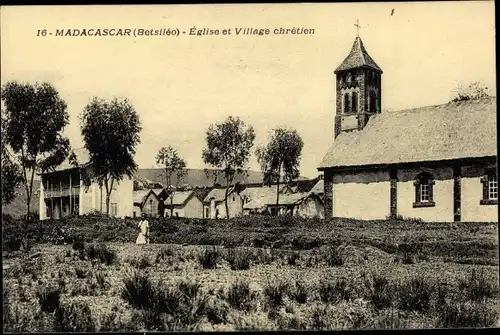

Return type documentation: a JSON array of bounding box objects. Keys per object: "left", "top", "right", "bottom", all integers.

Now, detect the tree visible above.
[
  {"left": 156, "top": 145, "right": 187, "bottom": 217},
  {"left": 202, "top": 116, "right": 255, "bottom": 219},
  {"left": 451, "top": 82, "right": 491, "bottom": 102},
  {"left": 80, "top": 97, "right": 141, "bottom": 216},
  {"left": 1, "top": 81, "right": 71, "bottom": 220},
  {"left": 1, "top": 114, "right": 23, "bottom": 205},
  {"left": 256, "top": 127, "right": 304, "bottom": 215}
]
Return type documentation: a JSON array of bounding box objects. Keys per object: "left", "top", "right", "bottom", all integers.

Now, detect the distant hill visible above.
[
  {"left": 2, "top": 180, "right": 41, "bottom": 218},
  {"left": 135, "top": 168, "right": 309, "bottom": 188}
]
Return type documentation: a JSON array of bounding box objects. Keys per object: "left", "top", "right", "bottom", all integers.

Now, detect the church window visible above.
[
  {"left": 481, "top": 169, "right": 498, "bottom": 205},
  {"left": 413, "top": 172, "right": 435, "bottom": 208},
  {"left": 369, "top": 91, "right": 377, "bottom": 113},
  {"left": 344, "top": 93, "right": 351, "bottom": 114},
  {"left": 346, "top": 72, "right": 352, "bottom": 83},
  {"left": 352, "top": 92, "right": 358, "bottom": 112}
]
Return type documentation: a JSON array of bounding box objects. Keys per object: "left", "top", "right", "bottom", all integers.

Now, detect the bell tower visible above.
[{"left": 333, "top": 23, "right": 383, "bottom": 139}]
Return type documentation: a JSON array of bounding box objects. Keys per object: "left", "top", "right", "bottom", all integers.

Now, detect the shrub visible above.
[
  {"left": 225, "top": 279, "right": 258, "bottom": 312},
  {"left": 287, "top": 251, "right": 300, "bottom": 266},
  {"left": 372, "top": 308, "right": 408, "bottom": 330},
  {"left": 318, "top": 277, "right": 352, "bottom": 303},
  {"left": 362, "top": 271, "right": 393, "bottom": 310},
  {"left": 72, "top": 240, "right": 85, "bottom": 259},
  {"left": 37, "top": 285, "right": 61, "bottom": 313},
  {"left": 53, "top": 300, "right": 96, "bottom": 332},
  {"left": 95, "top": 271, "right": 108, "bottom": 291},
  {"left": 130, "top": 255, "right": 152, "bottom": 269},
  {"left": 396, "top": 275, "right": 434, "bottom": 313},
  {"left": 85, "top": 243, "right": 117, "bottom": 265},
  {"left": 75, "top": 266, "right": 88, "bottom": 279},
  {"left": 205, "top": 297, "right": 230, "bottom": 325},
  {"left": 436, "top": 300, "right": 499, "bottom": 328},
  {"left": 291, "top": 280, "right": 309, "bottom": 304},
  {"left": 155, "top": 245, "right": 178, "bottom": 263},
  {"left": 224, "top": 248, "right": 251, "bottom": 270},
  {"left": 459, "top": 268, "right": 498, "bottom": 302},
  {"left": 324, "top": 246, "right": 344, "bottom": 266},
  {"left": 263, "top": 279, "right": 291, "bottom": 308},
  {"left": 121, "top": 271, "right": 158, "bottom": 310},
  {"left": 198, "top": 246, "right": 221, "bottom": 269}
]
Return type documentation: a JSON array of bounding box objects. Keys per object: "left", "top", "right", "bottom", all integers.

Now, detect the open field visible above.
[{"left": 3, "top": 215, "right": 500, "bottom": 331}]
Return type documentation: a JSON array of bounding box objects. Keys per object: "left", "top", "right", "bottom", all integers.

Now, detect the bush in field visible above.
[
  {"left": 198, "top": 246, "right": 221, "bottom": 269},
  {"left": 121, "top": 271, "right": 158, "bottom": 310},
  {"left": 225, "top": 279, "right": 258, "bottom": 312},
  {"left": 224, "top": 247, "right": 252, "bottom": 270},
  {"left": 75, "top": 266, "right": 88, "bottom": 279},
  {"left": 318, "top": 277, "right": 352, "bottom": 303},
  {"left": 291, "top": 279, "right": 309, "bottom": 304},
  {"left": 287, "top": 251, "right": 300, "bottom": 266},
  {"left": 72, "top": 240, "right": 85, "bottom": 259},
  {"left": 459, "top": 268, "right": 498, "bottom": 302},
  {"left": 53, "top": 300, "right": 95, "bottom": 332},
  {"left": 323, "top": 246, "right": 344, "bottom": 266},
  {"left": 130, "top": 255, "right": 152, "bottom": 269},
  {"left": 37, "top": 285, "right": 61, "bottom": 313},
  {"left": 205, "top": 297, "right": 230, "bottom": 325},
  {"left": 85, "top": 243, "right": 117, "bottom": 265},
  {"left": 155, "top": 245, "right": 178, "bottom": 262},
  {"left": 436, "top": 300, "right": 499, "bottom": 328},
  {"left": 373, "top": 308, "right": 409, "bottom": 330},
  {"left": 362, "top": 271, "right": 393, "bottom": 310},
  {"left": 263, "top": 279, "right": 291, "bottom": 308},
  {"left": 396, "top": 275, "right": 434, "bottom": 313}
]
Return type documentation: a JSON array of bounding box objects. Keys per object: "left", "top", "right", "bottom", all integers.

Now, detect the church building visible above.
[{"left": 318, "top": 34, "right": 497, "bottom": 223}]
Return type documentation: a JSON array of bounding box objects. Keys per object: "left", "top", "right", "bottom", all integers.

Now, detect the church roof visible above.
[
  {"left": 334, "top": 36, "right": 382, "bottom": 74},
  {"left": 318, "top": 97, "right": 497, "bottom": 169}
]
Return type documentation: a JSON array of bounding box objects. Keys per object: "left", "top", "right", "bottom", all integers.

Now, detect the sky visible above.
[{"left": 1, "top": 2, "right": 496, "bottom": 178}]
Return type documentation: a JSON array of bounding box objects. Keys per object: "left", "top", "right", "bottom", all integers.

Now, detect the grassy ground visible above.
[{"left": 3, "top": 239, "right": 500, "bottom": 331}]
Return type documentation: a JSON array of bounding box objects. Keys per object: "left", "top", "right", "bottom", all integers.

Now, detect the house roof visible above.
[
  {"left": 334, "top": 36, "right": 383, "bottom": 74},
  {"left": 318, "top": 97, "right": 497, "bottom": 170},
  {"left": 243, "top": 191, "right": 318, "bottom": 210},
  {"left": 133, "top": 189, "right": 156, "bottom": 206},
  {"left": 310, "top": 179, "right": 324, "bottom": 195},
  {"left": 203, "top": 187, "right": 237, "bottom": 203},
  {"left": 152, "top": 188, "right": 165, "bottom": 196},
  {"left": 164, "top": 190, "right": 194, "bottom": 206}
]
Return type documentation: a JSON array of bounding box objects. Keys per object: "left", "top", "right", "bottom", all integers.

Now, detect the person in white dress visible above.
[{"left": 136, "top": 214, "right": 150, "bottom": 245}]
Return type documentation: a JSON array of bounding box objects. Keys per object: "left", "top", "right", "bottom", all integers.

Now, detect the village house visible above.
[
  {"left": 240, "top": 184, "right": 293, "bottom": 215},
  {"left": 318, "top": 36, "right": 497, "bottom": 223},
  {"left": 132, "top": 189, "right": 160, "bottom": 218},
  {"left": 241, "top": 184, "right": 324, "bottom": 218},
  {"left": 203, "top": 187, "right": 243, "bottom": 219},
  {"left": 164, "top": 190, "right": 204, "bottom": 218},
  {"left": 38, "top": 148, "right": 134, "bottom": 220}
]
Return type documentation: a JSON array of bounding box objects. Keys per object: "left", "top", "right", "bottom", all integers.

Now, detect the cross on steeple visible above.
[{"left": 354, "top": 19, "right": 361, "bottom": 37}]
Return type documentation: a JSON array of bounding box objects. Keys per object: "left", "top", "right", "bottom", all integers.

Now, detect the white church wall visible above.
[
  {"left": 332, "top": 170, "right": 390, "bottom": 220},
  {"left": 461, "top": 165, "right": 498, "bottom": 222},
  {"left": 397, "top": 167, "right": 454, "bottom": 222}
]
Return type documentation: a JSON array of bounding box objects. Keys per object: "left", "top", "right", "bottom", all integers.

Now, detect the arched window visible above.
[
  {"left": 344, "top": 93, "right": 351, "bottom": 114},
  {"left": 346, "top": 72, "right": 352, "bottom": 83},
  {"left": 352, "top": 92, "right": 358, "bottom": 113},
  {"left": 369, "top": 91, "right": 377, "bottom": 113},
  {"left": 413, "top": 171, "right": 435, "bottom": 208},
  {"left": 481, "top": 169, "right": 498, "bottom": 205}
]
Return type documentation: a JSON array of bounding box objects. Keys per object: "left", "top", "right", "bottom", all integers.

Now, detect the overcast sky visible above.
[{"left": 1, "top": 2, "right": 496, "bottom": 178}]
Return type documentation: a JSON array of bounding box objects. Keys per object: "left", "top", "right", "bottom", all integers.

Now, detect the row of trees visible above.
[
  {"left": 1, "top": 81, "right": 142, "bottom": 222},
  {"left": 155, "top": 116, "right": 304, "bottom": 220},
  {"left": 1, "top": 80, "right": 304, "bottom": 223}
]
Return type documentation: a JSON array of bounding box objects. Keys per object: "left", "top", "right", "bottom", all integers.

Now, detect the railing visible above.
[{"left": 44, "top": 186, "right": 81, "bottom": 198}]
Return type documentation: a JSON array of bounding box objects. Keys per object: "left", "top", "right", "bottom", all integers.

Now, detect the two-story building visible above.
[{"left": 39, "top": 148, "right": 134, "bottom": 220}]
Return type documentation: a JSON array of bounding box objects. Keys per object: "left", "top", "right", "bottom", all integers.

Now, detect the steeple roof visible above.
[{"left": 334, "top": 36, "right": 382, "bottom": 74}]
